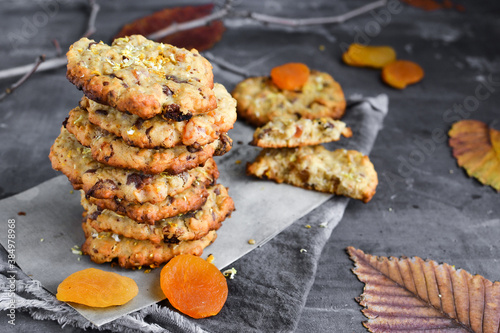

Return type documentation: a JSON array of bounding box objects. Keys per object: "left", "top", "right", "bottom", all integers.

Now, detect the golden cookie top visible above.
[{"left": 67, "top": 35, "right": 216, "bottom": 120}]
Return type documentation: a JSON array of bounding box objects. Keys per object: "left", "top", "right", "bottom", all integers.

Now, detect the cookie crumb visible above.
[
  {"left": 71, "top": 245, "right": 82, "bottom": 255},
  {"left": 206, "top": 254, "right": 215, "bottom": 264},
  {"left": 69, "top": 190, "right": 74, "bottom": 194},
  {"left": 144, "top": 269, "right": 152, "bottom": 274},
  {"left": 248, "top": 239, "right": 256, "bottom": 245},
  {"left": 223, "top": 267, "right": 237, "bottom": 279},
  {"left": 235, "top": 160, "right": 242, "bottom": 165},
  {"left": 449, "top": 169, "right": 454, "bottom": 174},
  {"left": 18, "top": 211, "right": 26, "bottom": 216},
  {"left": 305, "top": 224, "right": 311, "bottom": 229},
  {"left": 319, "top": 44, "right": 325, "bottom": 51}
]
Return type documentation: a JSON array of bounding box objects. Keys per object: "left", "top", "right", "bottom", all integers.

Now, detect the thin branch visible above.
[
  {"left": 52, "top": 39, "right": 62, "bottom": 57},
  {"left": 83, "top": 0, "right": 100, "bottom": 37},
  {"left": 148, "top": 0, "right": 387, "bottom": 39},
  {"left": 147, "top": 7, "right": 230, "bottom": 40},
  {"left": 204, "top": 52, "right": 250, "bottom": 78},
  {"left": 0, "top": 55, "right": 45, "bottom": 102},
  {"left": 0, "top": 0, "right": 387, "bottom": 82},
  {"left": 249, "top": 0, "right": 388, "bottom": 26},
  {"left": 0, "top": 0, "right": 99, "bottom": 99},
  {"left": 0, "top": 57, "right": 66, "bottom": 81}
]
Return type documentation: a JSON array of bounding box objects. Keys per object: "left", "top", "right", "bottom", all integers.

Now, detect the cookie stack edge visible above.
[{"left": 49, "top": 35, "right": 236, "bottom": 269}]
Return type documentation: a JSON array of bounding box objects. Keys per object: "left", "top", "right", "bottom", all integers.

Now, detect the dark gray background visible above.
[{"left": 1, "top": 0, "right": 499, "bottom": 332}]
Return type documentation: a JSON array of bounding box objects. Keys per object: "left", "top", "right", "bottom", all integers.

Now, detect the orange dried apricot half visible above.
[
  {"left": 270, "top": 62, "right": 310, "bottom": 91},
  {"left": 56, "top": 268, "right": 138, "bottom": 307},
  {"left": 343, "top": 43, "right": 396, "bottom": 69},
  {"left": 160, "top": 254, "right": 228, "bottom": 319},
  {"left": 381, "top": 60, "right": 424, "bottom": 89}
]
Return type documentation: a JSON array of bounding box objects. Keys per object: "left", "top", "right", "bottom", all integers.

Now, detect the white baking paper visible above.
[{"left": 0, "top": 94, "right": 387, "bottom": 326}]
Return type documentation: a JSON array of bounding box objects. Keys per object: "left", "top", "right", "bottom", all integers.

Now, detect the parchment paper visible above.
[{"left": 0, "top": 94, "right": 387, "bottom": 327}]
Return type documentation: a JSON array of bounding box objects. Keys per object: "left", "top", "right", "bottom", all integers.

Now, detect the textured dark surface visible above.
[{"left": 1, "top": 0, "right": 499, "bottom": 332}]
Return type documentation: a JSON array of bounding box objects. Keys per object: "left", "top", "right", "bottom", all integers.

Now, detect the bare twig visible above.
[
  {"left": 204, "top": 52, "right": 250, "bottom": 77},
  {"left": 0, "top": 57, "right": 66, "bottom": 81},
  {"left": 0, "top": 55, "right": 45, "bottom": 102},
  {"left": 147, "top": 0, "right": 233, "bottom": 40},
  {"left": 83, "top": 0, "right": 100, "bottom": 37},
  {"left": 52, "top": 39, "right": 62, "bottom": 57},
  {"left": 0, "top": 0, "right": 387, "bottom": 82},
  {"left": 0, "top": 0, "right": 99, "bottom": 99},
  {"left": 249, "top": 0, "right": 388, "bottom": 26},
  {"left": 148, "top": 0, "right": 387, "bottom": 39},
  {"left": 147, "top": 7, "right": 230, "bottom": 40}
]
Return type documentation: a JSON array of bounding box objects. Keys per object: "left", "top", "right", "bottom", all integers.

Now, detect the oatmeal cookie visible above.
[
  {"left": 250, "top": 116, "right": 352, "bottom": 148},
  {"left": 232, "top": 70, "right": 346, "bottom": 126},
  {"left": 49, "top": 127, "right": 219, "bottom": 203},
  {"left": 86, "top": 183, "right": 209, "bottom": 224},
  {"left": 66, "top": 106, "right": 231, "bottom": 174},
  {"left": 82, "top": 222, "right": 217, "bottom": 268},
  {"left": 83, "top": 184, "right": 234, "bottom": 243},
  {"left": 82, "top": 83, "right": 237, "bottom": 148},
  {"left": 66, "top": 35, "right": 216, "bottom": 120},
  {"left": 246, "top": 145, "right": 378, "bottom": 202}
]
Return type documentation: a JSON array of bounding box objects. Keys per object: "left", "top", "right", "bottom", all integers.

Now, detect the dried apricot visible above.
[
  {"left": 343, "top": 44, "right": 396, "bottom": 69},
  {"left": 56, "top": 268, "right": 138, "bottom": 307},
  {"left": 160, "top": 254, "right": 228, "bottom": 319},
  {"left": 270, "top": 63, "right": 310, "bottom": 90},
  {"left": 381, "top": 60, "right": 424, "bottom": 89}
]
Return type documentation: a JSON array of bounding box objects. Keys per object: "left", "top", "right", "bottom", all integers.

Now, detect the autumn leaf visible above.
[
  {"left": 449, "top": 119, "right": 500, "bottom": 191},
  {"left": 490, "top": 126, "right": 500, "bottom": 161},
  {"left": 347, "top": 246, "right": 500, "bottom": 333},
  {"left": 114, "top": 4, "right": 225, "bottom": 52},
  {"left": 401, "top": 0, "right": 465, "bottom": 12}
]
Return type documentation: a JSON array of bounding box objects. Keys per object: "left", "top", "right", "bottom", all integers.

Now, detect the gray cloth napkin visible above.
[{"left": 0, "top": 95, "right": 387, "bottom": 332}]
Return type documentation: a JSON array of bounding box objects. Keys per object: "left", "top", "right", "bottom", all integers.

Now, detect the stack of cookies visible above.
[
  {"left": 49, "top": 35, "right": 236, "bottom": 269},
  {"left": 233, "top": 66, "right": 378, "bottom": 203}
]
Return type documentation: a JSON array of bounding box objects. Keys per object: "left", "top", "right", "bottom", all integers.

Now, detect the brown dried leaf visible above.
[
  {"left": 347, "top": 246, "right": 500, "bottom": 333},
  {"left": 448, "top": 120, "right": 500, "bottom": 191},
  {"left": 114, "top": 4, "right": 225, "bottom": 51},
  {"left": 490, "top": 127, "right": 500, "bottom": 161},
  {"left": 401, "top": 0, "right": 465, "bottom": 12}
]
